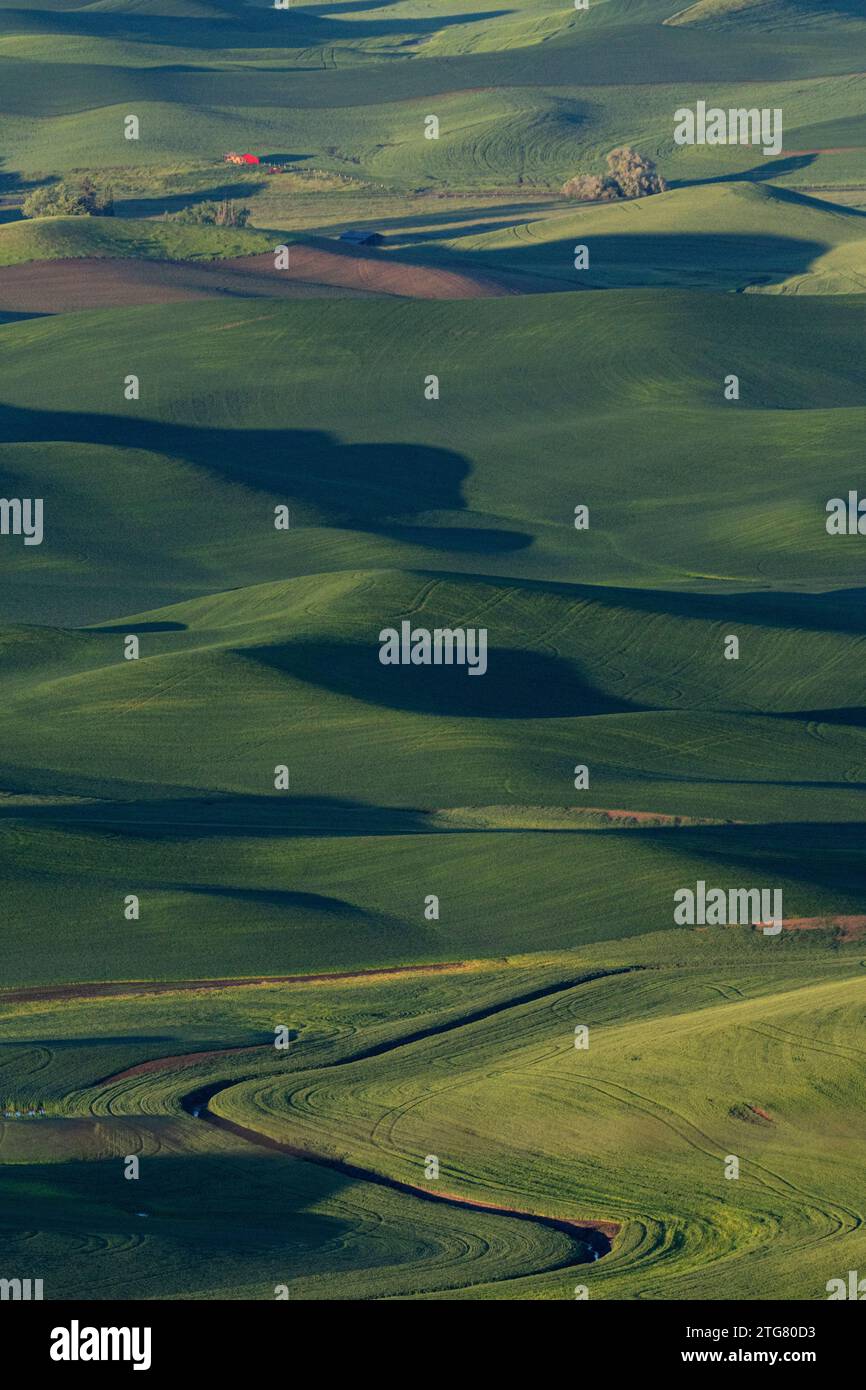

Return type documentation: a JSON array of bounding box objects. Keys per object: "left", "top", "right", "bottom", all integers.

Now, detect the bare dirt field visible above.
[{"left": 0, "top": 244, "right": 517, "bottom": 313}]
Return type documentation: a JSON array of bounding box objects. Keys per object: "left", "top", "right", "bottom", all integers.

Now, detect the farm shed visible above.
[{"left": 339, "top": 229, "right": 385, "bottom": 246}]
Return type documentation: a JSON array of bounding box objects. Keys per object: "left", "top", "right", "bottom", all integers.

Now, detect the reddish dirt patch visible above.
[
  {"left": 434, "top": 1187, "right": 620, "bottom": 1241},
  {"left": 103, "top": 1045, "right": 267, "bottom": 1084},
  {"left": 581, "top": 806, "right": 727, "bottom": 826},
  {"left": 97, "top": 1033, "right": 622, "bottom": 1252},
  {"left": 277, "top": 243, "right": 515, "bottom": 298},
  {"left": 782, "top": 916, "right": 866, "bottom": 942},
  {"left": 187, "top": 1098, "right": 619, "bottom": 1259},
  {"left": 782, "top": 148, "right": 866, "bottom": 157},
  {"left": 748, "top": 1105, "right": 773, "bottom": 1123},
  {"left": 0, "top": 244, "right": 516, "bottom": 314},
  {"left": 0, "top": 959, "right": 478, "bottom": 1006}
]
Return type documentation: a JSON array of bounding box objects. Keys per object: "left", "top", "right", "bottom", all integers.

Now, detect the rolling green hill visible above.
[
  {"left": 0, "top": 214, "right": 276, "bottom": 265},
  {"left": 2, "top": 0, "right": 866, "bottom": 1307},
  {"left": 0, "top": 289, "right": 865, "bottom": 993},
  {"left": 1, "top": 293, "right": 865, "bottom": 626},
  {"left": 2, "top": 938, "right": 864, "bottom": 1299},
  {"left": 441, "top": 182, "right": 866, "bottom": 292},
  {"left": 1, "top": 0, "right": 865, "bottom": 194}
]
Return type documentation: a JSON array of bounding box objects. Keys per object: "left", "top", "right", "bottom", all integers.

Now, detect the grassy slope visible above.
[
  {"left": 0, "top": 966, "right": 595, "bottom": 1300},
  {"left": 442, "top": 182, "right": 866, "bottom": 292},
  {"left": 0, "top": 293, "right": 864, "bottom": 986},
  {"left": 3, "top": 563, "right": 866, "bottom": 981},
  {"left": 7, "top": 180, "right": 866, "bottom": 293},
  {"left": 1, "top": 0, "right": 866, "bottom": 1303},
  {"left": 1, "top": 0, "right": 865, "bottom": 191},
  {"left": 2, "top": 938, "right": 864, "bottom": 1299},
  {"left": 217, "top": 957, "right": 866, "bottom": 1299},
  {"left": 668, "top": 0, "right": 866, "bottom": 26},
  {"left": 1, "top": 293, "right": 866, "bottom": 624},
  {"left": 0, "top": 215, "right": 277, "bottom": 265}
]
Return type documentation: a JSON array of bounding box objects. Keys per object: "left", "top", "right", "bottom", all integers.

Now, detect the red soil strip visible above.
[
  {"left": 90, "top": 974, "right": 622, "bottom": 1266},
  {"left": 579, "top": 806, "right": 728, "bottom": 825},
  {"left": 0, "top": 959, "right": 479, "bottom": 1006},
  {"left": 782, "top": 915, "right": 866, "bottom": 942},
  {"left": 82, "top": 1037, "right": 625, "bottom": 1251},
  {"left": 99, "top": 1043, "right": 619, "bottom": 1250},
  {"left": 184, "top": 1092, "right": 619, "bottom": 1261},
  {"left": 782, "top": 148, "right": 866, "bottom": 157},
  {"left": 434, "top": 1187, "right": 620, "bottom": 1241},
  {"left": 277, "top": 243, "right": 514, "bottom": 298},
  {"left": 104, "top": 1044, "right": 267, "bottom": 1084},
  {"left": 0, "top": 244, "right": 514, "bottom": 313}
]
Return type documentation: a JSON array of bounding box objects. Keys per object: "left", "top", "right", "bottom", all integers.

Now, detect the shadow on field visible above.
[
  {"left": 343, "top": 200, "right": 564, "bottom": 244},
  {"left": 376, "top": 522, "right": 532, "bottom": 553},
  {"left": 0, "top": 24, "right": 852, "bottom": 124},
  {"left": 0, "top": 791, "right": 435, "bottom": 838},
  {"left": 0, "top": 1154, "right": 357, "bottom": 1298},
  {"left": 0, "top": 159, "right": 50, "bottom": 198},
  {"left": 671, "top": 154, "right": 820, "bottom": 188},
  {"left": 0, "top": 1036, "right": 178, "bottom": 1050},
  {"left": 171, "top": 884, "right": 372, "bottom": 916},
  {"left": 0, "top": 400, "right": 472, "bottom": 523},
  {"left": 628, "top": 820, "right": 866, "bottom": 906},
  {"left": 769, "top": 706, "right": 866, "bottom": 727},
  {"left": 242, "top": 638, "right": 649, "bottom": 718},
  {"left": 0, "top": 400, "right": 533, "bottom": 553},
  {"left": 10, "top": 2, "right": 511, "bottom": 51},
  {"left": 460, "top": 230, "right": 828, "bottom": 290},
  {"left": 117, "top": 180, "right": 270, "bottom": 219},
  {"left": 0, "top": 309, "right": 47, "bottom": 325},
  {"left": 82, "top": 621, "right": 187, "bottom": 633},
  {"left": 491, "top": 577, "right": 866, "bottom": 640}
]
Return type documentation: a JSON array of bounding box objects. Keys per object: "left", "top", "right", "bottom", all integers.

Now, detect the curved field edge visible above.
[{"left": 2, "top": 944, "right": 858, "bottom": 1299}]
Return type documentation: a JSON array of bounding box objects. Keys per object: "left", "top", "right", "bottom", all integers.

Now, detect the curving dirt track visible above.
[
  {"left": 181, "top": 1080, "right": 616, "bottom": 1274},
  {"left": 0, "top": 245, "right": 517, "bottom": 314},
  {"left": 92, "top": 965, "right": 631, "bottom": 1283}
]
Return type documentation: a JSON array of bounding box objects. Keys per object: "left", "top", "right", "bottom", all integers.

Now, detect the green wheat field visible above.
[{"left": 1, "top": 0, "right": 865, "bottom": 1301}]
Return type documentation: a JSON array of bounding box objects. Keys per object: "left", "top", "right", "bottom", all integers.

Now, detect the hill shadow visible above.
[
  {"left": 329, "top": 199, "right": 564, "bottom": 244},
  {"left": 745, "top": 182, "right": 866, "bottom": 221},
  {"left": 82, "top": 621, "right": 187, "bottom": 633},
  {"left": 632, "top": 820, "right": 866, "bottom": 906},
  {"left": 0, "top": 401, "right": 533, "bottom": 554},
  {"left": 9, "top": 2, "right": 511, "bottom": 50},
  {"left": 768, "top": 706, "right": 866, "bottom": 728},
  {"left": 0, "top": 1153, "right": 357, "bottom": 1296},
  {"left": 0, "top": 791, "right": 435, "bottom": 839},
  {"left": 0, "top": 310, "right": 48, "bottom": 325},
  {"left": 117, "top": 180, "right": 270, "bottom": 218},
  {"left": 457, "top": 230, "right": 829, "bottom": 290},
  {"left": 242, "top": 639, "right": 650, "bottom": 718},
  {"left": 0, "top": 401, "right": 471, "bottom": 528},
  {"left": 476, "top": 576, "right": 866, "bottom": 641},
  {"left": 376, "top": 522, "right": 532, "bottom": 553},
  {"left": 671, "top": 154, "right": 819, "bottom": 188},
  {"left": 0, "top": 1035, "right": 178, "bottom": 1052},
  {"left": 171, "top": 884, "right": 371, "bottom": 916}
]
